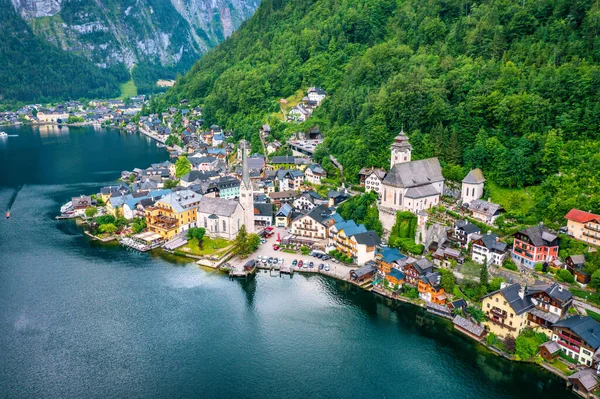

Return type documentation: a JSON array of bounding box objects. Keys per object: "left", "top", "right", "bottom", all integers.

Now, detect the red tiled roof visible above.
[{"left": 565, "top": 209, "right": 600, "bottom": 223}]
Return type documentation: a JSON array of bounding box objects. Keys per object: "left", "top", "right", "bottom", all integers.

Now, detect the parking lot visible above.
[{"left": 242, "top": 226, "right": 354, "bottom": 280}]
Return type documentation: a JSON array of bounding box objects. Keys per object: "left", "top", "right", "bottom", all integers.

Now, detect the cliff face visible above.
[{"left": 10, "top": 0, "right": 259, "bottom": 69}]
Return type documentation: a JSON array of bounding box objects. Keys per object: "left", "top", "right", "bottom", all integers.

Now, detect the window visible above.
[
  {"left": 204, "top": 217, "right": 207, "bottom": 228},
  {"left": 487, "top": 303, "right": 490, "bottom": 309},
  {"left": 222, "top": 220, "right": 226, "bottom": 232}
]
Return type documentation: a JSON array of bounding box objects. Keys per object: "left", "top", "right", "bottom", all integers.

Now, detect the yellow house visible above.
[
  {"left": 145, "top": 190, "right": 201, "bottom": 240},
  {"left": 565, "top": 209, "right": 600, "bottom": 247},
  {"left": 482, "top": 284, "right": 533, "bottom": 338}
]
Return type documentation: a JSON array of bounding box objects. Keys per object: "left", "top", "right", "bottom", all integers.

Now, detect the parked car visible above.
[
  {"left": 260, "top": 239, "right": 267, "bottom": 244},
  {"left": 303, "top": 261, "right": 308, "bottom": 269},
  {"left": 262, "top": 257, "right": 268, "bottom": 264},
  {"left": 309, "top": 251, "right": 315, "bottom": 256},
  {"left": 273, "top": 258, "right": 279, "bottom": 265},
  {"left": 273, "top": 245, "right": 280, "bottom": 251},
  {"left": 318, "top": 263, "right": 324, "bottom": 270},
  {"left": 325, "top": 264, "right": 330, "bottom": 272},
  {"left": 321, "top": 255, "right": 330, "bottom": 260},
  {"left": 298, "top": 260, "right": 303, "bottom": 268},
  {"left": 268, "top": 257, "right": 274, "bottom": 264},
  {"left": 279, "top": 258, "right": 284, "bottom": 264},
  {"left": 309, "top": 262, "right": 314, "bottom": 268},
  {"left": 257, "top": 255, "right": 262, "bottom": 262},
  {"left": 292, "top": 259, "right": 298, "bottom": 266}
]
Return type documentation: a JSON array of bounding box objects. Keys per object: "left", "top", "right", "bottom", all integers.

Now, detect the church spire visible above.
[
  {"left": 242, "top": 139, "right": 250, "bottom": 186},
  {"left": 239, "top": 139, "right": 254, "bottom": 234}
]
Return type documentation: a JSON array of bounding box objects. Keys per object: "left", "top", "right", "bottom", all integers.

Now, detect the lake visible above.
[{"left": 0, "top": 125, "right": 575, "bottom": 398}]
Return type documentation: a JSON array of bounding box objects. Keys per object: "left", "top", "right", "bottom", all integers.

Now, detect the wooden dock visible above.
[{"left": 229, "top": 266, "right": 257, "bottom": 279}]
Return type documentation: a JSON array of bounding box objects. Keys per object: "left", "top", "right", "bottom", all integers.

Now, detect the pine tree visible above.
[{"left": 480, "top": 264, "right": 489, "bottom": 287}]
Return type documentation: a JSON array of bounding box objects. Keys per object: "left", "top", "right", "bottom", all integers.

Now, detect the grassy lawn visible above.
[
  {"left": 550, "top": 359, "right": 573, "bottom": 375},
  {"left": 458, "top": 261, "right": 482, "bottom": 279},
  {"left": 570, "top": 287, "right": 600, "bottom": 306},
  {"left": 119, "top": 78, "right": 138, "bottom": 100},
  {"left": 586, "top": 309, "right": 600, "bottom": 323},
  {"left": 281, "top": 89, "right": 305, "bottom": 112},
  {"left": 487, "top": 181, "right": 535, "bottom": 215},
  {"left": 180, "top": 237, "right": 231, "bottom": 256}
]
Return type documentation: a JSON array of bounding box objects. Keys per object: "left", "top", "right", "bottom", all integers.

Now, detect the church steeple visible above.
[
  {"left": 390, "top": 128, "right": 412, "bottom": 169},
  {"left": 239, "top": 140, "right": 255, "bottom": 234}
]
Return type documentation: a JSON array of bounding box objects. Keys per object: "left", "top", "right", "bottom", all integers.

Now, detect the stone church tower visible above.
[
  {"left": 239, "top": 140, "right": 255, "bottom": 234},
  {"left": 390, "top": 129, "right": 412, "bottom": 169}
]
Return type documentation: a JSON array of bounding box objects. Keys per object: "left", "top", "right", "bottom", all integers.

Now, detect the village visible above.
[{"left": 56, "top": 87, "right": 600, "bottom": 399}]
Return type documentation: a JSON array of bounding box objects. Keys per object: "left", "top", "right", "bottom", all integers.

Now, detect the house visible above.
[
  {"left": 376, "top": 247, "right": 406, "bottom": 274},
  {"left": 269, "top": 190, "right": 299, "bottom": 205},
  {"left": 266, "top": 141, "right": 281, "bottom": 154},
  {"left": 526, "top": 282, "right": 573, "bottom": 335},
  {"left": 539, "top": 341, "right": 562, "bottom": 362},
  {"left": 179, "top": 170, "right": 219, "bottom": 187},
  {"left": 290, "top": 204, "right": 341, "bottom": 243},
  {"left": 432, "top": 247, "right": 463, "bottom": 268},
  {"left": 276, "top": 169, "right": 304, "bottom": 191},
  {"left": 275, "top": 203, "right": 293, "bottom": 227},
  {"left": 364, "top": 168, "right": 387, "bottom": 195},
  {"left": 552, "top": 316, "right": 600, "bottom": 367},
  {"left": 71, "top": 195, "right": 95, "bottom": 217},
  {"left": 305, "top": 163, "right": 326, "bottom": 185},
  {"left": 100, "top": 184, "right": 130, "bottom": 202},
  {"left": 568, "top": 368, "right": 599, "bottom": 399},
  {"left": 123, "top": 196, "right": 151, "bottom": 220},
  {"left": 467, "top": 199, "right": 504, "bottom": 225},
  {"left": 145, "top": 190, "right": 202, "bottom": 240},
  {"left": 212, "top": 133, "right": 225, "bottom": 146},
  {"left": 401, "top": 257, "right": 434, "bottom": 286},
  {"left": 306, "top": 87, "right": 327, "bottom": 106},
  {"left": 380, "top": 131, "right": 444, "bottom": 213},
  {"left": 482, "top": 284, "right": 534, "bottom": 337},
  {"left": 418, "top": 272, "right": 447, "bottom": 305},
  {"left": 288, "top": 105, "right": 310, "bottom": 122},
  {"left": 385, "top": 268, "right": 405, "bottom": 288},
  {"left": 328, "top": 189, "right": 351, "bottom": 207},
  {"left": 196, "top": 196, "right": 245, "bottom": 240},
  {"left": 293, "top": 191, "right": 326, "bottom": 211},
  {"left": 350, "top": 264, "right": 377, "bottom": 284},
  {"left": 254, "top": 203, "right": 273, "bottom": 227},
  {"left": 565, "top": 209, "right": 600, "bottom": 247},
  {"left": 461, "top": 169, "right": 485, "bottom": 204},
  {"left": 512, "top": 224, "right": 559, "bottom": 268},
  {"left": 450, "top": 219, "right": 481, "bottom": 248},
  {"left": 330, "top": 220, "right": 379, "bottom": 265},
  {"left": 215, "top": 176, "right": 240, "bottom": 199},
  {"left": 566, "top": 255, "right": 590, "bottom": 284},
  {"left": 471, "top": 233, "right": 508, "bottom": 266}
]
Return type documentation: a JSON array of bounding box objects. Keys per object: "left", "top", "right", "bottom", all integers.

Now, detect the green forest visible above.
[
  {"left": 0, "top": 0, "right": 128, "bottom": 101},
  {"left": 160, "top": 0, "right": 600, "bottom": 226}
]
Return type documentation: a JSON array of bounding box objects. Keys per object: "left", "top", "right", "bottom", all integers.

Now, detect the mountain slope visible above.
[
  {"left": 163, "top": 0, "right": 600, "bottom": 225},
  {"left": 0, "top": 0, "right": 128, "bottom": 102},
  {"left": 11, "top": 0, "right": 260, "bottom": 93}
]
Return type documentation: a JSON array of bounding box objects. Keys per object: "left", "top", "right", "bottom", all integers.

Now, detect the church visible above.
[
  {"left": 379, "top": 131, "right": 445, "bottom": 214},
  {"left": 195, "top": 141, "right": 255, "bottom": 239}
]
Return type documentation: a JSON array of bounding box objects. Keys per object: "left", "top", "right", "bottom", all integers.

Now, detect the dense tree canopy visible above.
[{"left": 163, "top": 0, "right": 600, "bottom": 225}]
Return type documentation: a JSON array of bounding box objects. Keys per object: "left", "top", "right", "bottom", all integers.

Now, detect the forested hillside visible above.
[
  {"left": 163, "top": 0, "right": 600, "bottom": 225},
  {"left": 0, "top": 0, "right": 128, "bottom": 101}
]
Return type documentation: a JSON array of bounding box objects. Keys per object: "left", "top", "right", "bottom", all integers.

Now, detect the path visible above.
[{"left": 574, "top": 299, "right": 600, "bottom": 315}]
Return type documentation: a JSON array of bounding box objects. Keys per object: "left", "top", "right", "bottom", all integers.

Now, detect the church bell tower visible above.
[
  {"left": 239, "top": 140, "right": 255, "bottom": 234},
  {"left": 390, "top": 129, "right": 412, "bottom": 169}
]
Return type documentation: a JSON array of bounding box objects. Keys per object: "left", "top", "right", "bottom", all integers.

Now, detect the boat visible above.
[
  {"left": 6, "top": 211, "right": 10, "bottom": 219},
  {"left": 156, "top": 143, "right": 166, "bottom": 148},
  {"left": 60, "top": 201, "right": 73, "bottom": 214},
  {"left": 0, "top": 132, "right": 7, "bottom": 138}
]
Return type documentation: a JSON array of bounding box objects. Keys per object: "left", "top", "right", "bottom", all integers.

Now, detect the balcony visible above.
[
  {"left": 583, "top": 230, "right": 599, "bottom": 239},
  {"left": 490, "top": 307, "right": 507, "bottom": 318},
  {"left": 585, "top": 224, "right": 600, "bottom": 233},
  {"left": 557, "top": 332, "right": 582, "bottom": 346},
  {"left": 556, "top": 339, "right": 579, "bottom": 353},
  {"left": 487, "top": 317, "right": 516, "bottom": 332}
]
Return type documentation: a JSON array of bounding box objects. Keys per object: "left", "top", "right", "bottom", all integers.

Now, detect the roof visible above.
[
  {"left": 421, "top": 272, "right": 441, "bottom": 289},
  {"left": 271, "top": 156, "right": 296, "bottom": 164},
  {"left": 462, "top": 168, "right": 486, "bottom": 184},
  {"left": 180, "top": 170, "right": 218, "bottom": 183},
  {"left": 387, "top": 268, "right": 404, "bottom": 280},
  {"left": 568, "top": 368, "right": 599, "bottom": 392},
  {"left": 455, "top": 220, "right": 480, "bottom": 234},
  {"left": 526, "top": 281, "right": 572, "bottom": 304},
  {"left": 382, "top": 158, "right": 443, "bottom": 188},
  {"left": 553, "top": 316, "right": 600, "bottom": 350},
  {"left": 352, "top": 231, "right": 381, "bottom": 247},
  {"left": 197, "top": 196, "right": 240, "bottom": 217},
  {"left": 409, "top": 258, "right": 434, "bottom": 275},
  {"left": 378, "top": 247, "right": 406, "bottom": 264},
  {"left": 539, "top": 341, "right": 561, "bottom": 354},
  {"left": 517, "top": 224, "right": 558, "bottom": 247},
  {"left": 474, "top": 233, "right": 508, "bottom": 252},
  {"left": 307, "top": 163, "right": 325, "bottom": 175},
  {"left": 405, "top": 184, "right": 440, "bottom": 199},
  {"left": 158, "top": 190, "right": 202, "bottom": 213},
  {"left": 453, "top": 315, "right": 485, "bottom": 337},
  {"left": 269, "top": 190, "right": 299, "bottom": 200},
  {"left": 276, "top": 203, "right": 293, "bottom": 217},
  {"left": 254, "top": 203, "right": 273, "bottom": 217},
  {"left": 468, "top": 199, "right": 503, "bottom": 217},
  {"left": 565, "top": 208, "right": 600, "bottom": 224},
  {"left": 483, "top": 283, "right": 533, "bottom": 315},
  {"left": 352, "top": 264, "right": 377, "bottom": 278},
  {"left": 568, "top": 254, "right": 586, "bottom": 266},
  {"left": 303, "top": 204, "right": 336, "bottom": 226}
]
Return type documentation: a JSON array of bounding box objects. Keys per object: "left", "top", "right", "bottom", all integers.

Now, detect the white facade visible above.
[
  {"left": 380, "top": 184, "right": 443, "bottom": 213},
  {"left": 365, "top": 173, "right": 383, "bottom": 195},
  {"left": 291, "top": 215, "right": 328, "bottom": 240},
  {"left": 551, "top": 334, "right": 594, "bottom": 366},
  {"left": 293, "top": 196, "right": 316, "bottom": 211},
  {"left": 239, "top": 142, "right": 255, "bottom": 234},
  {"left": 462, "top": 182, "right": 484, "bottom": 204}
]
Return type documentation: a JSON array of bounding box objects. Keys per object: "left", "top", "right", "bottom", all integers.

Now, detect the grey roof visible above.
[
  {"left": 518, "top": 224, "right": 558, "bottom": 247},
  {"left": 539, "top": 341, "right": 561, "bottom": 354},
  {"left": 453, "top": 315, "right": 485, "bottom": 337},
  {"left": 390, "top": 130, "right": 412, "bottom": 151},
  {"left": 421, "top": 272, "right": 441, "bottom": 289},
  {"left": 180, "top": 170, "right": 218, "bottom": 183},
  {"left": 276, "top": 203, "right": 293, "bottom": 217},
  {"left": 468, "top": 199, "right": 503, "bottom": 217},
  {"left": 405, "top": 184, "right": 439, "bottom": 199},
  {"left": 382, "top": 158, "right": 443, "bottom": 188},
  {"left": 553, "top": 316, "right": 600, "bottom": 350},
  {"left": 254, "top": 203, "right": 273, "bottom": 217},
  {"left": 568, "top": 368, "right": 599, "bottom": 392},
  {"left": 197, "top": 196, "right": 240, "bottom": 217},
  {"left": 352, "top": 231, "right": 381, "bottom": 247},
  {"left": 271, "top": 156, "right": 296, "bottom": 164},
  {"left": 462, "top": 168, "right": 486, "bottom": 184},
  {"left": 302, "top": 204, "right": 335, "bottom": 226},
  {"left": 483, "top": 283, "right": 533, "bottom": 315},
  {"left": 159, "top": 190, "right": 202, "bottom": 213},
  {"left": 569, "top": 254, "right": 586, "bottom": 266},
  {"left": 526, "top": 282, "right": 572, "bottom": 304},
  {"left": 476, "top": 233, "right": 508, "bottom": 252},
  {"left": 455, "top": 220, "right": 480, "bottom": 234},
  {"left": 413, "top": 258, "right": 434, "bottom": 275},
  {"left": 307, "top": 163, "right": 325, "bottom": 175},
  {"left": 352, "top": 264, "right": 377, "bottom": 278}
]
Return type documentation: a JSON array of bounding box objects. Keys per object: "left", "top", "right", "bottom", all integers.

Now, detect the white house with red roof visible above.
[{"left": 565, "top": 209, "right": 600, "bottom": 247}]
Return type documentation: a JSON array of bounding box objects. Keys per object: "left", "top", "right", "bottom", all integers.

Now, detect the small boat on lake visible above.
[
  {"left": 6, "top": 211, "right": 10, "bottom": 219},
  {"left": 0, "top": 132, "right": 8, "bottom": 138},
  {"left": 156, "top": 143, "right": 166, "bottom": 148}
]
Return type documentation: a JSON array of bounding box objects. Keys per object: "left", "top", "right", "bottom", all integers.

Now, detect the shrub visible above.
[
  {"left": 556, "top": 269, "right": 575, "bottom": 284},
  {"left": 300, "top": 246, "right": 310, "bottom": 255},
  {"left": 504, "top": 336, "right": 516, "bottom": 354},
  {"left": 503, "top": 260, "right": 518, "bottom": 271},
  {"left": 466, "top": 306, "right": 486, "bottom": 322},
  {"left": 534, "top": 264, "right": 543, "bottom": 272},
  {"left": 402, "top": 286, "right": 419, "bottom": 299}
]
